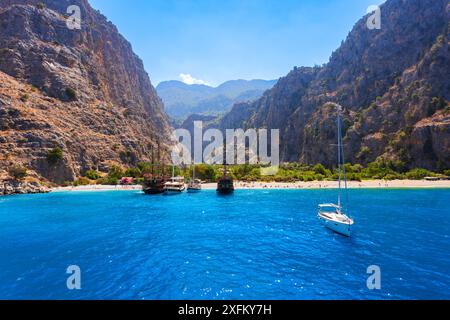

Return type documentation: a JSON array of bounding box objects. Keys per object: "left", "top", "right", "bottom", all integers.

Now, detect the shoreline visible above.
[{"left": 51, "top": 180, "right": 450, "bottom": 192}]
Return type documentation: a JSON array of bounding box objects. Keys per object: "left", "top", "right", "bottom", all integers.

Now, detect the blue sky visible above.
[{"left": 89, "top": 0, "right": 385, "bottom": 86}]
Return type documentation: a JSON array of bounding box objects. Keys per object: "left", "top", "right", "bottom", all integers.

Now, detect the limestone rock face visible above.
[
  {"left": 0, "top": 179, "right": 49, "bottom": 195},
  {"left": 217, "top": 0, "right": 449, "bottom": 170},
  {"left": 0, "top": 0, "right": 171, "bottom": 183}
]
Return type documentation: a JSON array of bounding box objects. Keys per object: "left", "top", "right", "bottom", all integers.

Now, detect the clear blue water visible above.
[{"left": 0, "top": 189, "right": 449, "bottom": 300}]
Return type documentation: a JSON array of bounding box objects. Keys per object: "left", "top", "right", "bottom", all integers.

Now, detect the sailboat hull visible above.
[
  {"left": 187, "top": 179, "right": 202, "bottom": 193},
  {"left": 217, "top": 177, "right": 234, "bottom": 195},
  {"left": 142, "top": 178, "right": 166, "bottom": 195},
  {"left": 318, "top": 215, "right": 352, "bottom": 237},
  {"left": 144, "top": 189, "right": 165, "bottom": 195},
  {"left": 164, "top": 188, "right": 185, "bottom": 195}
]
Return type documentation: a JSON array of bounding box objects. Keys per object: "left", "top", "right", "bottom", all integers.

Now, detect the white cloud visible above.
[{"left": 179, "top": 73, "right": 210, "bottom": 86}]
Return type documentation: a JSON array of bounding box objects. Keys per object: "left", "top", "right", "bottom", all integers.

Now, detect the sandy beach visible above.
[
  {"left": 52, "top": 180, "right": 450, "bottom": 192},
  {"left": 202, "top": 180, "right": 450, "bottom": 189},
  {"left": 52, "top": 185, "right": 143, "bottom": 192}
]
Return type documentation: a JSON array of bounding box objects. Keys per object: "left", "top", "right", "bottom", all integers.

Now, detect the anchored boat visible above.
[
  {"left": 318, "top": 204, "right": 353, "bottom": 237},
  {"left": 143, "top": 141, "right": 168, "bottom": 195},
  {"left": 217, "top": 175, "right": 234, "bottom": 194},
  {"left": 187, "top": 165, "right": 202, "bottom": 193},
  {"left": 164, "top": 165, "right": 185, "bottom": 194},
  {"left": 187, "top": 179, "right": 202, "bottom": 193},
  {"left": 318, "top": 103, "right": 354, "bottom": 237},
  {"left": 143, "top": 175, "right": 166, "bottom": 194},
  {"left": 164, "top": 177, "right": 186, "bottom": 194},
  {"left": 217, "top": 146, "right": 234, "bottom": 195}
]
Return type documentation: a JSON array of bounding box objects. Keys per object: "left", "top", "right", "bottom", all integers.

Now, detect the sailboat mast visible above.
[
  {"left": 151, "top": 142, "right": 155, "bottom": 176},
  {"left": 336, "top": 104, "right": 349, "bottom": 212},
  {"left": 158, "top": 140, "right": 164, "bottom": 177},
  {"left": 340, "top": 114, "right": 349, "bottom": 193},
  {"left": 337, "top": 109, "right": 342, "bottom": 208},
  {"left": 223, "top": 141, "right": 228, "bottom": 176}
]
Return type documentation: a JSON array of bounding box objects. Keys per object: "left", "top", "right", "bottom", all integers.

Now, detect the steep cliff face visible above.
[
  {"left": 218, "top": 0, "right": 449, "bottom": 170},
  {"left": 0, "top": 0, "right": 171, "bottom": 183}
]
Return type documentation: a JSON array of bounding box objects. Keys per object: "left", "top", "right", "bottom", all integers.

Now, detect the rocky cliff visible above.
[
  {"left": 0, "top": 0, "right": 171, "bottom": 184},
  {"left": 216, "top": 0, "right": 449, "bottom": 170}
]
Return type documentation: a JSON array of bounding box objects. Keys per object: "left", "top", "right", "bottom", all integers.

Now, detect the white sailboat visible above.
[
  {"left": 318, "top": 103, "right": 354, "bottom": 237},
  {"left": 164, "top": 165, "right": 186, "bottom": 194}
]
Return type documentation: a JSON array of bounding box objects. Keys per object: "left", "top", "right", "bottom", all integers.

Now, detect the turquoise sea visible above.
[{"left": 0, "top": 189, "right": 449, "bottom": 300}]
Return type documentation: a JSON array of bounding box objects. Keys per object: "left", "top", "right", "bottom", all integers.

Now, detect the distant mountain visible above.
[{"left": 157, "top": 79, "right": 277, "bottom": 119}]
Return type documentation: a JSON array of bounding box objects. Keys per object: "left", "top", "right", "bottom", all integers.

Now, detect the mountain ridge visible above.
[
  {"left": 212, "top": 0, "right": 449, "bottom": 170},
  {"left": 157, "top": 78, "right": 277, "bottom": 119}
]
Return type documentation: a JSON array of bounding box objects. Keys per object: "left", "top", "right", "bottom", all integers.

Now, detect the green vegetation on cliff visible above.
[{"left": 46, "top": 147, "right": 63, "bottom": 165}]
